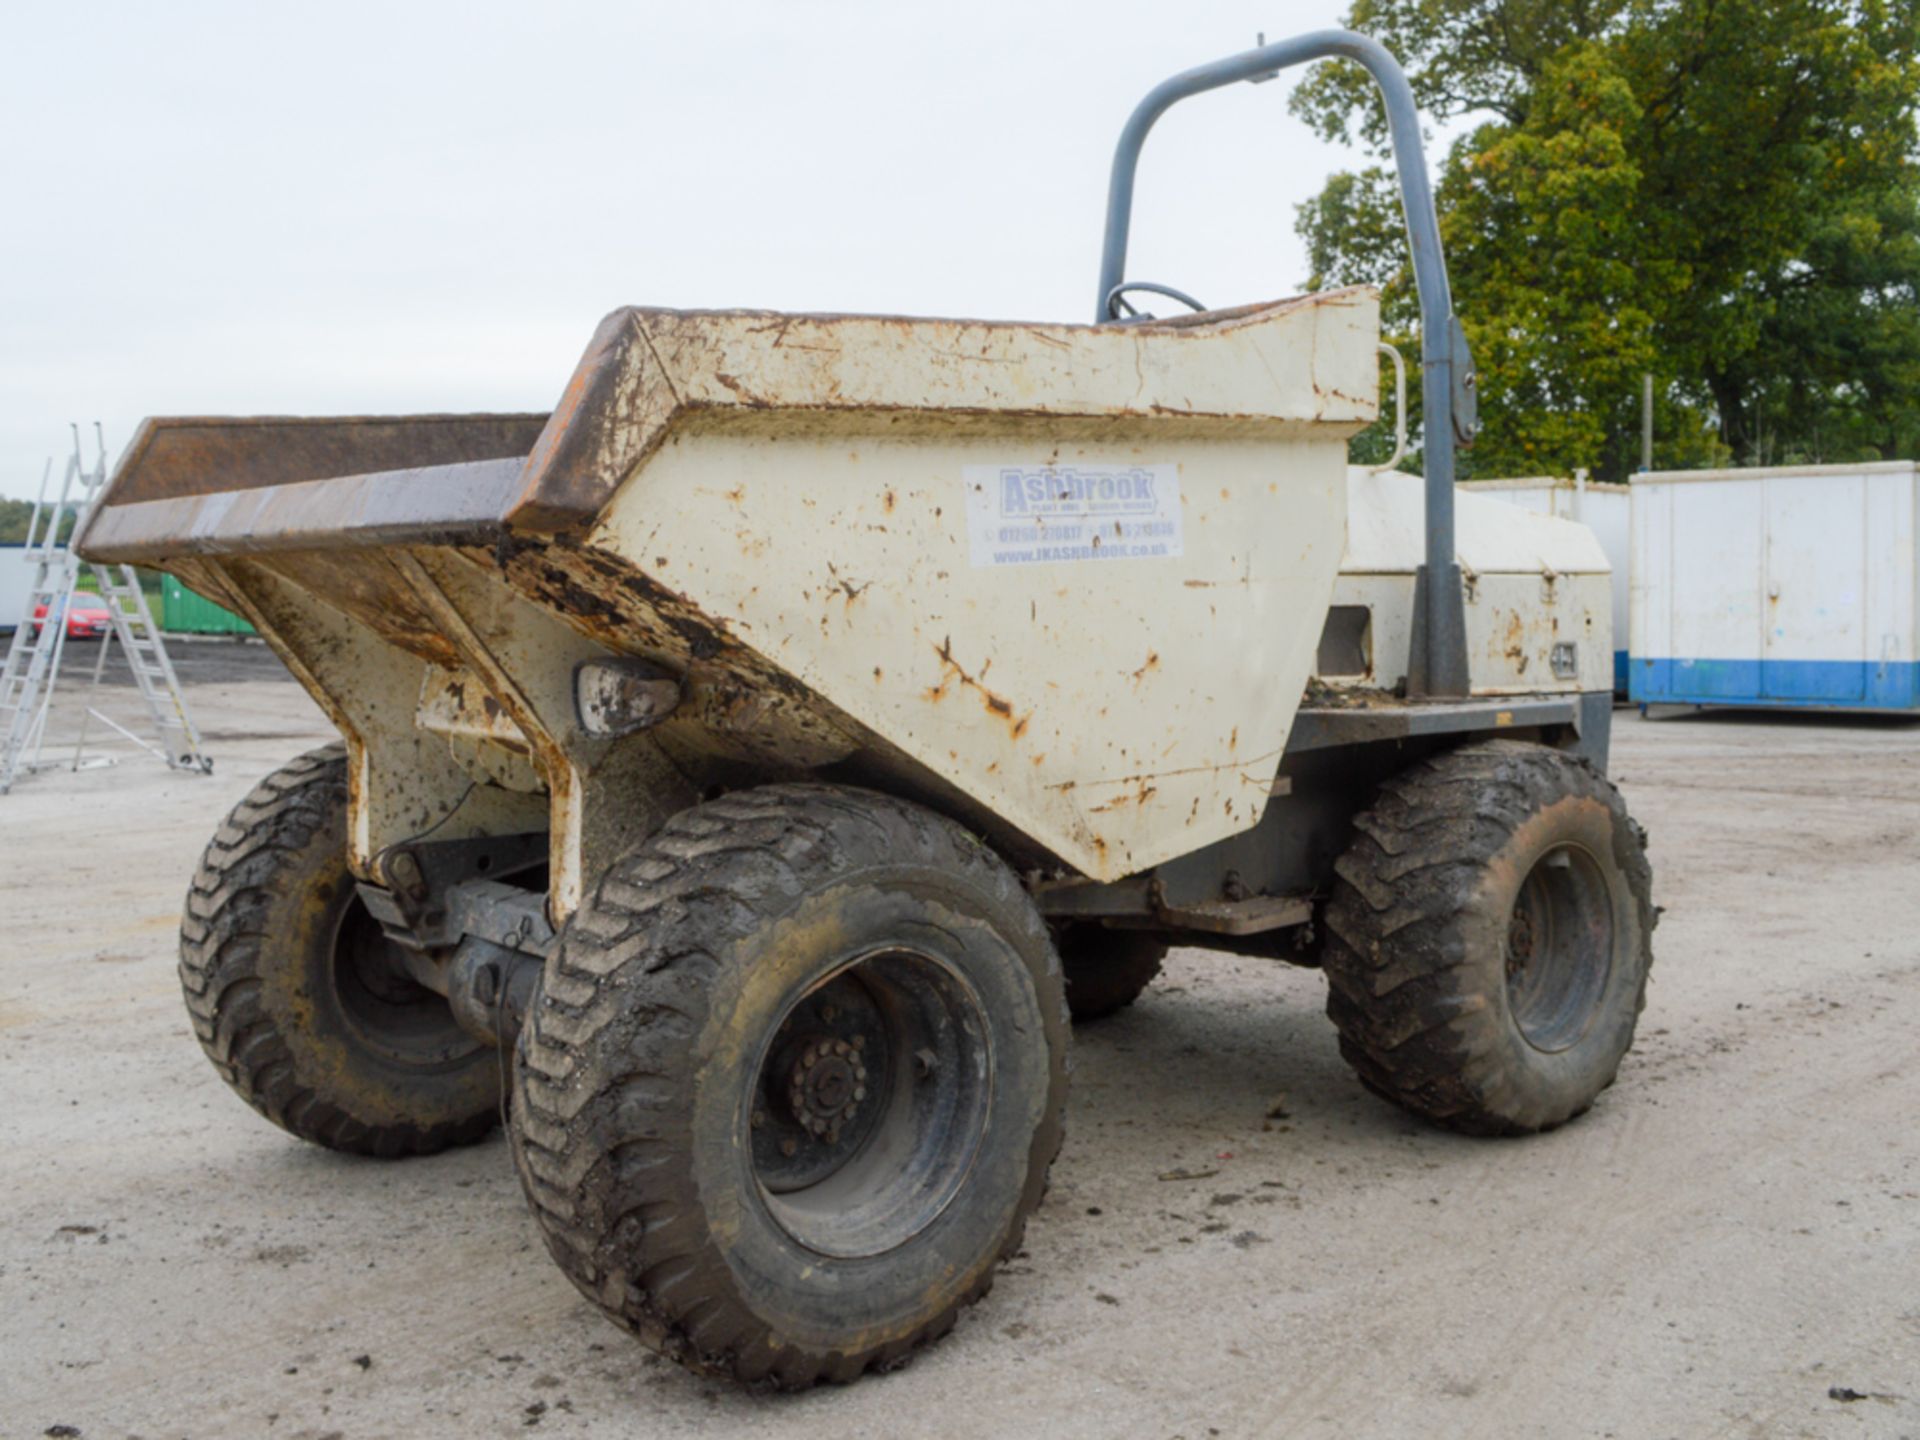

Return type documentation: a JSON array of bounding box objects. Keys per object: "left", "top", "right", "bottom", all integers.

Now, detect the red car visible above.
[{"left": 31, "top": 595, "right": 114, "bottom": 640}]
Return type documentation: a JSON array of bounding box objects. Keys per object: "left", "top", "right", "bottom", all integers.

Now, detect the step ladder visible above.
[{"left": 0, "top": 425, "right": 213, "bottom": 794}]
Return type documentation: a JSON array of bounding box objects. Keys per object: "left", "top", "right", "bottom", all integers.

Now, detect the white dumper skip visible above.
[{"left": 72, "top": 28, "right": 1654, "bottom": 1393}]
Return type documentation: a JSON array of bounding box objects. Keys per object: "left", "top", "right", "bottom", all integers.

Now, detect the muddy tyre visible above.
[
  {"left": 179, "top": 745, "right": 501, "bottom": 1156},
  {"left": 1055, "top": 926, "right": 1166, "bottom": 1020},
  {"left": 510, "top": 784, "right": 1069, "bottom": 1387},
  {"left": 1321, "top": 741, "right": 1655, "bottom": 1136}
]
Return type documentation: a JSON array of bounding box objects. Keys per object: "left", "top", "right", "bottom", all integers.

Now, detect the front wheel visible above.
[
  {"left": 510, "top": 784, "right": 1069, "bottom": 1387},
  {"left": 1321, "top": 741, "right": 1655, "bottom": 1135}
]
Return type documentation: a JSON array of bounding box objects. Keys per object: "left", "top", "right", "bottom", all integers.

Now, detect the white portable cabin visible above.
[
  {"left": 0, "top": 544, "right": 34, "bottom": 632},
  {"left": 1629, "top": 460, "right": 1919, "bottom": 712},
  {"left": 1459, "top": 477, "right": 1630, "bottom": 694}
]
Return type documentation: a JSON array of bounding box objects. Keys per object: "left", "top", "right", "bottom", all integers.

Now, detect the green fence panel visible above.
[{"left": 161, "top": 574, "right": 256, "bottom": 635}]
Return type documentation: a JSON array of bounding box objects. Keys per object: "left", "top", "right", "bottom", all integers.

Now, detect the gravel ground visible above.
[
  {"left": 23, "top": 634, "right": 290, "bottom": 690},
  {"left": 1, "top": 664, "right": 1916, "bottom": 1439}
]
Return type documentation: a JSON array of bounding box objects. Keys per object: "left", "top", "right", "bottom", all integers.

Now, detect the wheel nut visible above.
[
  {"left": 853, "top": 1086, "right": 866, "bottom": 1102},
  {"left": 833, "top": 1041, "right": 849, "bottom": 1057},
  {"left": 780, "top": 1137, "right": 798, "bottom": 1157}
]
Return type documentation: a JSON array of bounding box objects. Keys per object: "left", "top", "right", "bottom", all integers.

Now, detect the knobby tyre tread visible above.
[
  {"left": 1320, "top": 740, "right": 1656, "bottom": 1136},
  {"left": 180, "top": 744, "right": 498, "bottom": 1157},
  {"left": 510, "top": 783, "right": 1069, "bottom": 1388}
]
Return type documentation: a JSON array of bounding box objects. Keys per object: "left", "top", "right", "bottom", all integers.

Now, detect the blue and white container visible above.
[
  {"left": 1630, "top": 461, "right": 1919, "bottom": 711},
  {"left": 1461, "top": 476, "right": 1631, "bottom": 693}
]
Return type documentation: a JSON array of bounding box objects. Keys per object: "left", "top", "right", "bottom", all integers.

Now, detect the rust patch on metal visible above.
[
  {"left": 256, "top": 550, "right": 463, "bottom": 669},
  {"left": 713, "top": 372, "right": 769, "bottom": 407},
  {"left": 826, "top": 562, "right": 870, "bottom": 607},
  {"left": 925, "top": 636, "right": 1032, "bottom": 741},
  {"left": 466, "top": 538, "right": 871, "bottom": 774},
  {"left": 1089, "top": 779, "right": 1159, "bottom": 814},
  {"left": 1500, "top": 610, "right": 1531, "bottom": 673}
]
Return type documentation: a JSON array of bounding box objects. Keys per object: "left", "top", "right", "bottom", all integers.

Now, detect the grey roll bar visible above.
[{"left": 1097, "top": 29, "right": 1475, "bottom": 697}]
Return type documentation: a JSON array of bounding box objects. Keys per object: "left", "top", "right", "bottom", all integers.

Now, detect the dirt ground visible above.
[{"left": 2, "top": 643, "right": 1915, "bottom": 1439}]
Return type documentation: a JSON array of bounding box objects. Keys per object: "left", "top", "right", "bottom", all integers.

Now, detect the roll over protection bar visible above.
[{"left": 1097, "top": 29, "right": 1476, "bottom": 696}]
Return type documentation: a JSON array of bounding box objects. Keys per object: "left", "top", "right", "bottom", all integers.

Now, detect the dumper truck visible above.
[{"left": 76, "top": 30, "right": 1654, "bottom": 1388}]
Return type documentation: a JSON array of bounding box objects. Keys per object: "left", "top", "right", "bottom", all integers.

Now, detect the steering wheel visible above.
[{"left": 1103, "top": 281, "right": 1209, "bottom": 322}]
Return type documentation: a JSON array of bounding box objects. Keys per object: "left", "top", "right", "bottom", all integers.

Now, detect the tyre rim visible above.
[
  {"left": 748, "top": 946, "right": 993, "bottom": 1260},
  {"left": 1504, "top": 842, "right": 1616, "bottom": 1053},
  {"left": 330, "top": 895, "right": 481, "bottom": 1070}
]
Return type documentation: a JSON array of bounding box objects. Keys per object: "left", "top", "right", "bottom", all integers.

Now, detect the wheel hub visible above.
[
  {"left": 751, "top": 979, "right": 892, "bottom": 1193},
  {"left": 787, "top": 1038, "right": 868, "bottom": 1143},
  {"left": 1506, "top": 905, "right": 1538, "bottom": 978},
  {"left": 1504, "top": 843, "right": 1616, "bottom": 1053},
  {"left": 747, "top": 946, "right": 995, "bottom": 1259},
  {"left": 330, "top": 893, "right": 477, "bottom": 1069}
]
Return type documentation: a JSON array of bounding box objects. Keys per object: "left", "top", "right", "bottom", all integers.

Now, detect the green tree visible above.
[
  {"left": 0, "top": 498, "right": 77, "bottom": 546},
  {"left": 1296, "top": 0, "right": 1920, "bottom": 478}
]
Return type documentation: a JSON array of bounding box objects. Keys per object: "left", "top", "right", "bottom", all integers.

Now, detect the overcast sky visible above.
[{"left": 1, "top": 0, "right": 1427, "bottom": 500}]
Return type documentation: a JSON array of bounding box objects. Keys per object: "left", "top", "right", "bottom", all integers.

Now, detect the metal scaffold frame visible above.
[{"left": 0, "top": 424, "right": 213, "bottom": 793}]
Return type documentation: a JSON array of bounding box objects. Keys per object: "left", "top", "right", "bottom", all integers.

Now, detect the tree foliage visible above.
[
  {"left": 0, "top": 499, "right": 76, "bottom": 546},
  {"left": 1297, "top": 0, "right": 1920, "bottom": 478}
]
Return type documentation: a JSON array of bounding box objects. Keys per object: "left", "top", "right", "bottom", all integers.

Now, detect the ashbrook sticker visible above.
[{"left": 963, "top": 463, "right": 1183, "bottom": 568}]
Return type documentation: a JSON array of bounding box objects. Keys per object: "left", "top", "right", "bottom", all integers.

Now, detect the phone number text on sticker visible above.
[{"left": 964, "top": 464, "right": 1183, "bottom": 568}]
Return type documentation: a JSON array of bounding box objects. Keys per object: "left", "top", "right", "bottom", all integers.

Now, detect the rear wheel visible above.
[
  {"left": 1321, "top": 740, "right": 1655, "bottom": 1135},
  {"left": 1055, "top": 926, "right": 1166, "bottom": 1020},
  {"left": 510, "top": 784, "right": 1069, "bottom": 1387},
  {"left": 179, "top": 745, "right": 500, "bottom": 1156}
]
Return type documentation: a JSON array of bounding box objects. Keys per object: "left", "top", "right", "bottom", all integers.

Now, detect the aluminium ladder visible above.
[{"left": 0, "top": 425, "right": 212, "bottom": 793}]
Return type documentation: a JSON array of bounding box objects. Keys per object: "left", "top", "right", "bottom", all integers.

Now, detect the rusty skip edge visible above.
[
  {"left": 78, "top": 458, "right": 532, "bottom": 563},
  {"left": 74, "top": 414, "right": 551, "bottom": 564},
  {"left": 77, "top": 289, "right": 1378, "bottom": 565}
]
